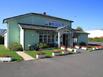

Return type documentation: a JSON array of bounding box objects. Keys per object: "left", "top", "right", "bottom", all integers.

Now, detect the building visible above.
[{"left": 3, "top": 13, "right": 88, "bottom": 50}]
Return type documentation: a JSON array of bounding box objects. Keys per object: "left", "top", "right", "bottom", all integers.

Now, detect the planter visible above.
[
  {"left": 92, "top": 47, "right": 96, "bottom": 50},
  {"left": 75, "top": 45, "right": 80, "bottom": 49},
  {"left": 67, "top": 48, "right": 73, "bottom": 52},
  {"left": 61, "top": 51, "right": 69, "bottom": 55},
  {"left": 60, "top": 46, "right": 66, "bottom": 50},
  {"left": 52, "top": 52, "right": 61, "bottom": 56},
  {"left": 81, "top": 47, "right": 87, "bottom": 50},
  {"left": 96, "top": 46, "right": 103, "bottom": 50},
  {"left": 36, "top": 54, "right": 46, "bottom": 59},
  {"left": 73, "top": 49, "right": 77, "bottom": 53},
  {"left": 0, "top": 57, "right": 12, "bottom": 62}
]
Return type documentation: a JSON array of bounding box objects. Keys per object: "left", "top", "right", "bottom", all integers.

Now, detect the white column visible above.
[
  {"left": 58, "top": 32, "right": 61, "bottom": 47},
  {"left": 20, "top": 28, "right": 24, "bottom": 50},
  {"left": 69, "top": 32, "right": 73, "bottom": 47},
  {"left": 54, "top": 34, "right": 56, "bottom": 44}
]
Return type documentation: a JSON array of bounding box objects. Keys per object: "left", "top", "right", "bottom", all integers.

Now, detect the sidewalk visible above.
[{"left": 16, "top": 52, "right": 35, "bottom": 61}]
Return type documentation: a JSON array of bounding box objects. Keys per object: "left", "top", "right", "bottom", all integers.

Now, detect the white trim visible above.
[
  {"left": 4, "top": 24, "right": 9, "bottom": 48},
  {"left": 4, "top": 32, "right": 8, "bottom": 48},
  {"left": 19, "top": 25, "right": 24, "bottom": 49},
  {"left": 58, "top": 32, "right": 61, "bottom": 47}
]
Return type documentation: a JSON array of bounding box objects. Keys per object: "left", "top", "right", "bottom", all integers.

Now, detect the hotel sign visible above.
[{"left": 48, "top": 21, "right": 64, "bottom": 27}]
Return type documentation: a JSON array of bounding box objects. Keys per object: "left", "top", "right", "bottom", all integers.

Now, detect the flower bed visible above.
[{"left": 95, "top": 46, "right": 103, "bottom": 50}]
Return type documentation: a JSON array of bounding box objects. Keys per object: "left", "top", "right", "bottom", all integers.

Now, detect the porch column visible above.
[
  {"left": 58, "top": 32, "right": 61, "bottom": 47},
  {"left": 68, "top": 32, "right": 73, "bottom": 47}
]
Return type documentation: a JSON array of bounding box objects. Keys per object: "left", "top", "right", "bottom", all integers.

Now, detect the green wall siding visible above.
[
  {"left": 8, "top": 20, "right": 20, "bottom": 46},
  {"left": 77, "top": 34, "right": 88, "bottom": 45},
  {"left": 6, "top": 14, "right": 72, "bottom": 50},
  {"left": 17, "top": 15, "right": 71, "bottom": 27},
  {"left": 24, "top": 29, "right": 39, "bottom": 50}
]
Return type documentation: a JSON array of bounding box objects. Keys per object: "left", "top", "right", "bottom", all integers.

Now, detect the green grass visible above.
[
  {"left": 25, "top": 48, "right": 60, "bottom": 58},
  {"left": 0, "top": 45, "right": 23, "bottom": 61},
  {"left": 26, "top": 51, "right": 37, "bottom": 58},
  {"left": 26, "top": 50, "right": 53, "bottom": 58},
  {"left": 89, "top": 38, "right": 103, "bottom": 42},
  {"left": 42, "top": 50, "right": 53, "bottom": 56}
]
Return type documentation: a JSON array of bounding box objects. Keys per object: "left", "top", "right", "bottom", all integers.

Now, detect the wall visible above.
[
  {"left": 77, "top": 34, "right": 88, "bottom": 45},
  {"left": 17, "top": 14, "right": 71, "bottom": 28},
  {"left": 6, "top": 13, "right": 72, "bottom": 49},
  {"left": 7, "top": 20, "right": 20, "bottom": 47},
  {"left": 20, "top": 26, "right": 24, "bottom": 49},
  {"left": 4, "top": 33, "right": 7, "bottom": 47},
  {"left": 24, "top": 29, "right": 39, "bottom": 50}
]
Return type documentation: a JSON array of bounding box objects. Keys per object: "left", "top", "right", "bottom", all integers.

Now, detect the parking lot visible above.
[{"left": 0, "top": 50, "right": 103, "bottom": 77}]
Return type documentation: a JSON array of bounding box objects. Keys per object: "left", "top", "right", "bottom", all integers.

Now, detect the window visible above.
[
  {"left": 39, "top": 32, "right": 54, "bottom": 44},
  {"left": 39, "top": 34, "right": 43, "bottom": 43}
]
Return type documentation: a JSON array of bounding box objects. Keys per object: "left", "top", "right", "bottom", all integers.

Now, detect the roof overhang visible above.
[
  {"left": 19, "top": 23, "right": 57, "bottom": 31},
  {"left": 3, "top": 13, "right": 74, "bottom": 23}
]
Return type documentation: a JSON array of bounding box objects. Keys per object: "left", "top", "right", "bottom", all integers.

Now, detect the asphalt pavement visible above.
[{"left": 0, "top": 50, "right": 103, "bottom": 77}]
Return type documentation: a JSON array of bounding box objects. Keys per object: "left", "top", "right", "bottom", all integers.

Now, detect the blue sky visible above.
[{"left": 0, "top": 0, "right": 103, "bottom": 30}]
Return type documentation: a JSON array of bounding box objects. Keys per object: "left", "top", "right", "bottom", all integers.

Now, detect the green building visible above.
[{"left": 3, "top": 12, "right": 88, "bottom": 50}]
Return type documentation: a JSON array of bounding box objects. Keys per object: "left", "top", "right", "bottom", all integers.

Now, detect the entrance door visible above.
[{"left": 63, "top": 34, "right": 68, "bottom": 47}]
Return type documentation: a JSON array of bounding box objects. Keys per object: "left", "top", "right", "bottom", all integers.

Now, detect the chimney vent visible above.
[{"left": 43, "top": 12, "right": 46, "bottom": 15}]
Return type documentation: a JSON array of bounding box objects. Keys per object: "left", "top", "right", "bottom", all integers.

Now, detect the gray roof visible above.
[
  {"left": 19, "top": 23, "right": 57, "bottom": 31},
  {"left": 72, "top": 29, "right": 89, "bottom": 34},
  {"left": 3, "top": 13, "right": 74, "bottom": 23}
]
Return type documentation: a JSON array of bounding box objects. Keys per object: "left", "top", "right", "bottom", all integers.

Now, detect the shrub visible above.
[
  {"left": 0, "top": 36, "right": 4, "bottom": 44},
  {"left": 79, "top": 42, "right": 86, "bottom": 46},
  {"left": 37, "top": 43, "right": 48, "bottom": 49},
  {"left": 9, "top": 43, "right": 23, "bottom": 51}
]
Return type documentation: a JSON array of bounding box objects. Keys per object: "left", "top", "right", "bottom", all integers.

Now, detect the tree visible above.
[
  {"left": 0, "top": 36, "right": 4, "bottom": 44},
  {"left": 76, "top": 26, "right": 84, "bottom": 31}
]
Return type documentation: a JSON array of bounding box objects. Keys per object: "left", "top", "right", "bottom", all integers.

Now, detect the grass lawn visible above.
[
  {"left": 26, "top": 50, "right": 53, "bottom": 58},
  {"left": 26, "top": 48, "right": 61, "bottom": 58},
  {"left": 26, "top": 51, "right": 37, "bottom": 58},
  {"left": 0, "top": 45, "right": 23, "bottom": 61}
]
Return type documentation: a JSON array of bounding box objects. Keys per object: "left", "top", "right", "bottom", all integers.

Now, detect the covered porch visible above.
[
  {"left": 57, "top": 27, "right": 73, "bottom": 48},
  {"left": 19, "top": 23, "right": 74, "bottom": 50}
]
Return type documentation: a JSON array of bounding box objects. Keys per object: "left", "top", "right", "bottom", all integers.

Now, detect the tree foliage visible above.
[
  {"left": 76, "top": 26, "right": 84, "bottom": 31},
  {"left": 0, "top": 36, "right": 4, "bottom": 44},
  {"left": 89, "top": 37, "right": 103, "bottom": 42}
]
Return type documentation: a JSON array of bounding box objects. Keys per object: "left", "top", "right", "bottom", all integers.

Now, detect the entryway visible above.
[{"left": 62, "top": 34, "right": 68, "bottom": 47}]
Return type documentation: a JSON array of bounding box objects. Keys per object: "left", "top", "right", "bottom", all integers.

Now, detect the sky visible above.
[{"left": 0, "top": 0, "right": 103, "bottom": 30}]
